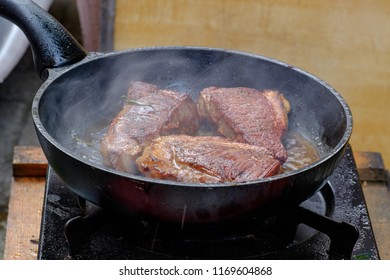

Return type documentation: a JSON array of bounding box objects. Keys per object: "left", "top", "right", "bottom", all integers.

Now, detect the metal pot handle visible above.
[{"left": 0, "top": 0, "right": 87, "bottom": 80}]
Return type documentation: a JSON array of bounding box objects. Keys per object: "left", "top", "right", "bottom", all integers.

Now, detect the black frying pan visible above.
[{"left": 0, "top": 0, "right": 352, "bottom": 224}]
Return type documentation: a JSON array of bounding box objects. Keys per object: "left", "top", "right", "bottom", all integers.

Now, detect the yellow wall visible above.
[{"left": 114, "top": 0, "right": 390, "bottom": 168}]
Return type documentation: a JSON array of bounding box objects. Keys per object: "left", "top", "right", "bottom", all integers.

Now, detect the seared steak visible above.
[
  {"left": 100, "top": 81, "right": 199, "bottom": 173},
  {"left": 198, "top": 87, "right": 290, "bottom": 162},
  {"left": 136, "top": 135, "right": 281, "bottom": 183}
]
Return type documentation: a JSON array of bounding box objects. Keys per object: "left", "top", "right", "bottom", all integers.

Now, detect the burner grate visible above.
[{"left": 38, "top": 146, "right": 380, "bottom": 260}]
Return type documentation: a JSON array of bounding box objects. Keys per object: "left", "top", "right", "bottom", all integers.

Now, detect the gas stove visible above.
[{"left": 37, "top": 146, "right": 380, "bottom": 260}]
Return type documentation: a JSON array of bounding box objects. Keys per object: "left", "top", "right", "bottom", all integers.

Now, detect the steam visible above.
[{"left": 38, "top": 48, "right": 339, "bottom": 170}]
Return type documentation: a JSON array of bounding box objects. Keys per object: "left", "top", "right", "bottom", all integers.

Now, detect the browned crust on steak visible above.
[
  {"left": 198, "top": 87, "right": 290, "bottom": 162},
  {"left": 100, "top": 81, "right": 199, "bottom": 173},
  {"left": 136, "top": 135, "right": 282, "bottom": 183}
]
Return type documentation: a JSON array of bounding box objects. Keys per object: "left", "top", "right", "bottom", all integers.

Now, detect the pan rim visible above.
[{"left": 31, "top": 46, "right": 353, "bottom": 188}]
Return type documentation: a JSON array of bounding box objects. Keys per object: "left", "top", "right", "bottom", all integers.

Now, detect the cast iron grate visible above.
[{"left": 38, "top": 146, "right": 379, "bottom": 260}]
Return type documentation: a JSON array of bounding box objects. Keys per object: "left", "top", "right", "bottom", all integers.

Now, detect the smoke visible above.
[{"left": 37, "top": 47, "right": 347, "bottom": 169}]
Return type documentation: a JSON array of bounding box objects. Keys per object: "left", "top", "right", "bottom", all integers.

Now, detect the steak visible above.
[
  {"left": 198, "top": 87, "right": 290, "bottom": 162},
  {"left": 136, "top": 135, "right": 282, "bottom": 183},
  {"left": 100, "top": 81, "right": 199, "bottom": 173}
]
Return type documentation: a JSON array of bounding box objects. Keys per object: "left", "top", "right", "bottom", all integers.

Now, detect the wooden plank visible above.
[
  {"left": 361, "top": 181, "right": 390, "bottom": 260},
  {"left": 355, "top": 151, "right": 389, "bottom": 183},
  {"left": 355, "top": 151, "right": 389, "bottom": 259},
  {"left": 5, "top": 146, "right": 47, "bottom": 260},
  {"left": 3, "top": 177, "right": 46, "bottom": 260},
  {"left": 12, "top": 146, "right": 47, "bottom": 177}
]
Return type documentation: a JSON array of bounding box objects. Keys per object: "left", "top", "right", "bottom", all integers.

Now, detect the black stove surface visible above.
[{"left": 38, "top": 146, "right": 380, "bottom": 260}]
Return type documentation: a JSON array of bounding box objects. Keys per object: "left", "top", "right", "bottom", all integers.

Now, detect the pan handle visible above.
[{"left": 0, "top": 0, "right": 87, "bottom": 80}]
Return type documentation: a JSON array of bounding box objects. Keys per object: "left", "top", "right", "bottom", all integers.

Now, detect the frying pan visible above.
[{"left": 0, "top": 0, "right": 352, "bottom": 224}]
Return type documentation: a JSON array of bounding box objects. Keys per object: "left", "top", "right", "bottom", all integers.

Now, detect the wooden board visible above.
[
  {"left": 354, "top": 151, "right": 388, "bottom": 182},
  {"left": 3, "top": 177, "right": 46, "bottom": 260},
  {"left": 12, "top": 146, "right": 48, "bottom": 177},
  {"left": 3, "top": 147, "right": 47, "bottom": 260},
  {"left": 362, "top": 181, "right": 390, "bottom": 260},
  {"left": 114, "top": 0, "right": 390, "bottom": 169}
]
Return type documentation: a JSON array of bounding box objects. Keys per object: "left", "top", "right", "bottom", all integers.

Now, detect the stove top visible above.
[{"left": 37, "top": 146, "right": 380, "bottom": 260}]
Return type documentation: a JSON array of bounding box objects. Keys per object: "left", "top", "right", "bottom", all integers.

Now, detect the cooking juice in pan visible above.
[
  {"left": 72, "top": 91, "right": 320, "bottom": 181},
  {"left": 197, "top": 121, "right": 320, "bottom": 174},
  {"left": 74, "top": 128, "right": 320, "bottom": 177},
  {"left": 282, "top": 131, "right": 320, "bottom": 172}
]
